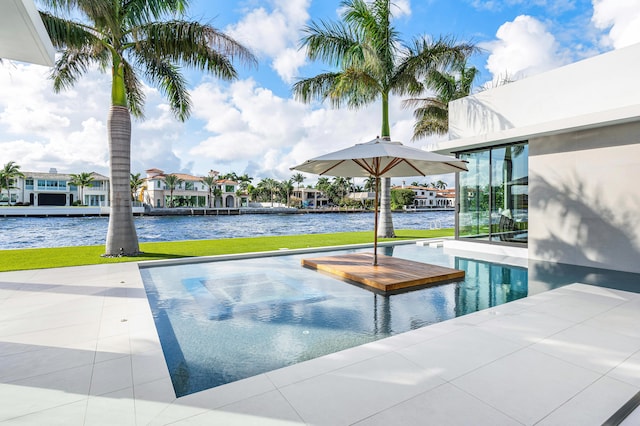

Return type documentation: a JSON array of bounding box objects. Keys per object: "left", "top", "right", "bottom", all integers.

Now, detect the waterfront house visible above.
[
  {"left": 392, "top": 185, "right": 455, "bottom": 209},
  {"left": 291, "top": 187, "right": 329, "bottom": 208},
  {"left": 3, "top": 169, "right": 110, "bottom": 207},
  {"left": 141, "top": 168, "right": 248, "bottom": 208},
  {"left": 434, "top": 42, "right": 640, "bottom": 274}
]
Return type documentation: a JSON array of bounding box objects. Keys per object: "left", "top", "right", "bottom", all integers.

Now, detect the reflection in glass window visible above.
[{"left": 457, "top": 142, "right": 528, "bottom": 244}]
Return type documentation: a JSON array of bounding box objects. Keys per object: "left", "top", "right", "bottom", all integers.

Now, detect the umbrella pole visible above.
[{"left": 373, "top": 177, "right": 379, "bottom": 266}]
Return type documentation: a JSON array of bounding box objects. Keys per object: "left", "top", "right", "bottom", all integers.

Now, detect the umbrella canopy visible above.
[
  {"left": 291, "top": 137, "right": 468, "bottom": 177},
  {"left": 291, "top": 137, "right": 468, "bottom": 265}
]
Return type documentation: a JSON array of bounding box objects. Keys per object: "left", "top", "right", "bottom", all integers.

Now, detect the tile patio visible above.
[{"left": 1, "top": 261, "right": 639, "bottom": 425}]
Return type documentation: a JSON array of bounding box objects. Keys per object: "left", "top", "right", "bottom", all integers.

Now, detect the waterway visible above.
[{"left": 0, "top": 210, "right": 454, "bottom": 250}]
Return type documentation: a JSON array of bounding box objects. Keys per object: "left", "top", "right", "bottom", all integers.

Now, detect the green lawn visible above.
[{"left": 0, "top": 228, "right": 453, "bottom": 272}]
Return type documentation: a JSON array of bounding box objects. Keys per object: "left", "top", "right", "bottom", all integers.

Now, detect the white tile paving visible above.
[{"left": 0, "top": 262, "right": 639, "bottom": 425}]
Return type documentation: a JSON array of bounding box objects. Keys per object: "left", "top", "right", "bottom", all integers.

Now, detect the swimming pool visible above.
[{"left": 141, "top": 243, "right": 561, "bottom": 397}]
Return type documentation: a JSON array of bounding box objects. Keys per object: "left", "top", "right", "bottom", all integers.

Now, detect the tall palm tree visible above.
[
  {"left": 39, "top": 0, "right": 256, "bottom": 256},
  {"left": 0, "top": 161, "right": 25, "bottom": 206},
  {"left": 293, "top": 0, "right": 475, "bottom": 237},
  {"left": 130, "top": 172, "right": 145, "bottom": 201},
  {"left": 69, "top": 172, "right": 95, "bottom": 205},
  {"left": 163, "top": 174, "right": 183, "bottom": 207},
  {"left": 200, "top": 175, "right": 218, "bottom": 208},
  {"left": 258, "top": 178, "right": 279, "bottom": 207},
  {"left": 403, "top": 59, "right": 478, "bottom": 140},
  {"left": 280, "top": 179, "right": 294, "bottom": 206},
  {"left": 292, "top": 172, "right": 306, "bottom": 191}
]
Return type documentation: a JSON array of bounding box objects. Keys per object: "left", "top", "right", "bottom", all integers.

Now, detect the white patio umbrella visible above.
[{"left": 291, "top": 137, "right": 468, "bottom": 265}]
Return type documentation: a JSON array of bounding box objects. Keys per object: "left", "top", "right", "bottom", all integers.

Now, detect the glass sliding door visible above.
[
  {"left": 457, "top": 142, "right": 528, "bottom": 244},
  {"left": 459, "top": 150, "right": 490, "bottom": 240}
]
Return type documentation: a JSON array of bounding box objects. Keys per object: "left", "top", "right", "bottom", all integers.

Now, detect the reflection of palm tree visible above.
[
  {"left": 293, "top": 0, "right": 475, "bottom": 238},
  {"left": 40, "top": 0, "right": 256, "bottom": 255}
]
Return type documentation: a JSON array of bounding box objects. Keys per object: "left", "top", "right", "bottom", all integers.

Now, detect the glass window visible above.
[
  {"left": 459, "top": 150, "right": 490, "bottom": 240},
  {"left": 457, "top": 142, "right": 527, "bottom": 244}
]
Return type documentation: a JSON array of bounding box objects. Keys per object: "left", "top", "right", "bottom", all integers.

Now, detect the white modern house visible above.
[
  {"left": 434, "top": 42, "right": 640, "bottom": 274},
  {"left": 142, "top": 168, "right": 248, "bottom": 208},
  {"left": 394, "top": 185, "right": 455, "bottom": 209},
  {"left": 3, "top": 170, "right": 110, "bottom": 206}
]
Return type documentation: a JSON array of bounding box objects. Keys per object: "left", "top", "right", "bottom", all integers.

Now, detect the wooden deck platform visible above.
[{"left": 302, "top": 252, "right": 465, "bottom": 294}]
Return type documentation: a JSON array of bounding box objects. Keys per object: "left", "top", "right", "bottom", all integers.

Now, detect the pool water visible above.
[{"left": 140, "top": 244, "right": 545, "bottom": 397}]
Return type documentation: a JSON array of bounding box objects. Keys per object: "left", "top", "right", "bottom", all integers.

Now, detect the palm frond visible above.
[
  {"left": 122, "top": 61, "right": 146, "bottom": 118},
  {"left": 398, "top": 36, "right": 478, "bottom": 83},
  {"left": 134, "top": 21, "right": 256, "bottom": 79},
  {"left": 300, "top": 19, "right": 361, "bottom": 67},
  {"left": 292, "top": 73, "right": 341, "bottom": 104},
  {"left": 332, "top": 68, "right": 380, "bottom": 108},
  {"left": 134, "top": 52, "right": 191, "bottom": 121},
  {"left": 39, "top": 11, "right": 101, "bottom": 50}
]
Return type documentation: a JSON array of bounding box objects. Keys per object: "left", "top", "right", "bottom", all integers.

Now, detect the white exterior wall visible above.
[
  {"left": 529, "top": 121, "right": 640, "bottom": 273},
  {"left": 448, "top": 43, "right": 640, "bottom": 141},
  {"left": 436, "top": 42, "right": 640, "bottom": 274}
]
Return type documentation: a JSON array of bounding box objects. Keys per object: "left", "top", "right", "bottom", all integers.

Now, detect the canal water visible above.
[{"left": 0, "top": 210, "right": 454, "bottom": 249}]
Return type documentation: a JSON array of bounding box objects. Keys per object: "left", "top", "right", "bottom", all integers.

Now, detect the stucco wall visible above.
[{"left": 529, "top": 121, "right": 640, "bottom": 273}]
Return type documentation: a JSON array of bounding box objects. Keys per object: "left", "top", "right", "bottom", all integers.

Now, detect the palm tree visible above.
[
  {"left": 259, "top": 178, "right": 279, "bottom": 207},
  {"left": 200, "top": 175, "right": 217, "bottom": 208},
  {"left": 403, "top": 59, "right": 478, "bottom": 140},
  {"left": 39, "top": 0, "right": 256, "bottom": 256},
  {"left": 130, "top": 172, "right": 145, "bottom": 201},
  {"left": 332, "top": 176, "right": 350, "bottom": 205},
  {"left": 363, "top": 176, "right": 377, "bottom": 192},
  {"left": 162, "top": 174, "right": 183, "bottom": 208},
  {"left": 292, "top": 172, "right": 306, "bottom": 191},
  {"left": 0, "top": 161, "right": 25, "bottom": 206},
  {"left": 435, "top": 180, "right": 447, "bottom": 189},
  {"left": 236, "top": 173, "right": 253, "bottom": 191},
  {"left": 293, "top": 0, "right": 475, "bottom": 237},
  {"left": 280, "top": 179, "right": 294, "bottom": 206},
  {"left": 69, "top": 172, "right": 95, "bottom": 205}
]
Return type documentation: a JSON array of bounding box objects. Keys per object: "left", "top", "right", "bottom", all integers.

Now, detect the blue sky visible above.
[{"left": 1, "top": 0, "right": 639, "bottom": 186}]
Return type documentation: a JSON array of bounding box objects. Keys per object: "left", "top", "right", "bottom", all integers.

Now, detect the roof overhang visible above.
[
  {"left": 0, "top": 0, "right": 55, "bottom": 66},
  {"left": 433, "top": 104, "right": 640, "bottom": 155}
]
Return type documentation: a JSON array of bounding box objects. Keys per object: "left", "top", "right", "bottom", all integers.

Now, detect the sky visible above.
[{"left": 1, "top": 0, "right": 639, "bottom": 187}]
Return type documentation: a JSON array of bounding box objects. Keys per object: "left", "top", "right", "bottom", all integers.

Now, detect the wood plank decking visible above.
[{"left": 302, "top": 252, "right": 465, "bottom": 294}]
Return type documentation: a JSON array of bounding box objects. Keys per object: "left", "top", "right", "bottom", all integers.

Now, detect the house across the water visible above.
[{"left": 140, "top": 168, "right": 249, "bottom": 208}]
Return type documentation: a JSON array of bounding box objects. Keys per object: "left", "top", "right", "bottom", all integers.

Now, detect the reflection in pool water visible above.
[{"left": 140, "top": 244, "right": 537, "bottom": 397}]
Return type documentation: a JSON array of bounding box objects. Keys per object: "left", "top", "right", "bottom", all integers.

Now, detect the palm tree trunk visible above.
[
  {"left": 377, "top": 177, "right": 395, "bottom": 238},
  {"left": 105, "top": 105, "right": 139, "bottom": 256}
]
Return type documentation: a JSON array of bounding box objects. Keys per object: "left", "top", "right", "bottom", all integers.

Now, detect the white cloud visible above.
[
  {"left": 482, "top": 15, "right": 566, "bottom": 81},
  {"left": 226, "top": 0, "right": 311, "bottom": 83},
  {"left": 187, "top": 77, "right": 419, "bottom": 181},
  {"left": 592, "top": 0, "right": 640, "bottom": 49},
  {"left": 392, "top": 0, "right": 412, "bottom": 18}
]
